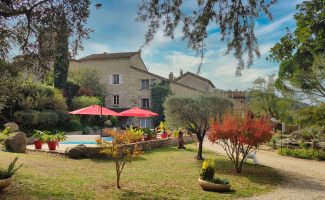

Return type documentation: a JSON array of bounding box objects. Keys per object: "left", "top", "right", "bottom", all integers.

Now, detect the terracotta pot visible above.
[
  {"left": 47, "top": 141, "right": 58, "bottom": 150},
  {"left": 198, "top": 178, "right": 231, "bottom": 192},
  {"left": 34, "top": 140, "right": 43, "bottom": 149},
  {"left": 0, "top": 177, "right": 12, "bottom": 190}
]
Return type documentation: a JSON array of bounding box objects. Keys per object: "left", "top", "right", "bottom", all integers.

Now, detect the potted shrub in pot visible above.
[
  {"left": 32, "top": 130, "right": 46, "bottom": 149},
  {"left": 143, "top": 128, "right": 157, "bottom": 141},
  {"left": 0, "top": 157, "right": 22, "bottom": 190},
  {"left": 158, "top": 121, "right": 169, "bottom": 139},
  {"left": 198, "top": 159, "right": 230, "bottom": 192},
  {"left": 45, "top": 132, "right": 67, "bottom": 151}
]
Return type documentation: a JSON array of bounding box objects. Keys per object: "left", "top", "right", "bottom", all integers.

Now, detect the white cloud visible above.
[
  {"left": 256, "top": 14, "right": 294, "bottom": 36},
  {"left": 147, "top": 51, "right": 204, "bottom": 78}
]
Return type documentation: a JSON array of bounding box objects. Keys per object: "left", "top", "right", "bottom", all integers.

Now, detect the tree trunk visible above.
[
  {"left": 116, "top": 162, "right": 121, "bottom": 189},
  {"left": 197, "top": 138, "right": 204, "bottom": 160}
]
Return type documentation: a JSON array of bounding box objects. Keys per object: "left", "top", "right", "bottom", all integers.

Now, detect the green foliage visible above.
[
  {"left": 278, "top": 148, "right": 325, "bottom": 161},
  {"left": 137, "top": 1, "right": 277, "bottom": 74},
  {"left": 53, "top": 9, "right": 69, "bottom": 89},
  {"left": 125, "top": 126, "right": 144, "bottom": 142},
  {"left": 295, "top": 126, "right": 325, "bottom": 141},
  {"left": 44, "top": 131, "right": 67, "bottom": 142},
  {"left": 70, "top": 96, "right": 101, "bottom": 110},
  {"left": 269, "top": 0, "right": 325, "bottom": 99},
  {"left": 164, "top": 94, "right": 232, "bottom": 159},
  {"left": 0, "top": 157, "right": 23, "bottom": 180},
  {"left": 109, "top": 116, "right": 119, "bottom": 127},
  {"left": 142, "top": 128, "right": 156, "bottom": 138},
  {"left": 67, "top": 119, "right": 82, "bottom": 131},
  {"left": 0, "top": 60, "right": 22, "bottom": 111},
  {"left": 0, "top": 127, "right": 12, "bottom": 143},
  {"left": 151, "top": 81, "right": 171, "bottom": 127},
  {"left": 297, "top": 102, "right": 325, "bottom": 127},
  {"left": 14, "top": 110, "right": 59, "bottom": 134},
  {"left": 17, "top": 83, "right": 67, "bottom": 111},
  {"left": 34, "top": 130, "right": 67, "bottom": 142},
  {"left": 32, "top": 130, "right": 47, "bottom": 142},
  {"left": 200, "top": 159, "right": 229, "bottom": 185},
  {"left": 69, "top": 68, "right": 106, "bottom": 96}
]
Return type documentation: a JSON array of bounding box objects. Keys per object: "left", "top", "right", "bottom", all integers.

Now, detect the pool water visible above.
[{"left": 59, "top": 137, "right": 113, "bottom": 145}]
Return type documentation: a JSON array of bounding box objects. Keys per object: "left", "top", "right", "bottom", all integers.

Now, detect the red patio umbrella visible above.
[
  {"left": 119, "top": 107, "right": 159, "bottom": 117},
  {"left": 69, "top": 105, "right": 119, "bottom": 116}
]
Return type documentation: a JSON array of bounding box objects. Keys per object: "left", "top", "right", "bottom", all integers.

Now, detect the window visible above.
[
  {"left": 141, "top": 98, "right": 150, "bottom": 108},
  {"left": 113, "top": 74, "right": 120, "bottom": 84},
  {"left": 113, "top": 95, "right": 119, "bottom": 106},
  {"left": 141, "top": 79, "right": 149, "bottom": 89}
]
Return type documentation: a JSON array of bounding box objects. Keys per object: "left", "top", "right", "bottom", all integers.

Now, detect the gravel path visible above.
[{"left": 203, "top": 137, "right": 325, "bottom": 200}]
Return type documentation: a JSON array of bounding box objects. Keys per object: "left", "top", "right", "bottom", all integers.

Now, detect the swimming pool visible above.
[{"left": 59, "top": 137, "right": 113, "bottom": 145}]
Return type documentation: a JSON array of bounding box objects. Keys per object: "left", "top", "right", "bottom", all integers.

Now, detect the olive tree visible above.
[{"left": 164, "top": 94, "right": 232, "bottom": 160}]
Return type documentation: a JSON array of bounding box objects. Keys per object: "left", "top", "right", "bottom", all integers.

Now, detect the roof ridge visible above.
[{"left": 174, "top": 71, "right": 215, "bottom": 88}]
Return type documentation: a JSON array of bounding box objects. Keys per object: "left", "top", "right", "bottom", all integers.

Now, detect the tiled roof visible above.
[
  {"left": 130, "top": 66, "right": 200, "bottom": 92},
  {"left": 78, "top": 52, "right": 139, "bottom": 61},
  {"left": 219, "top": 90, "right": 246, "bottom": 98},
  {"left": 173, "top": 72, "right": 216, "bottom": 88}
]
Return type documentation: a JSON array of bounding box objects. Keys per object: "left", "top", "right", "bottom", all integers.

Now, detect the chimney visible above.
[
  {"left": 180, "top": 69, "right": 184, "bottom": 76},
  {"left": 169, "top": 72, "right": 174, "bottom": 81}
]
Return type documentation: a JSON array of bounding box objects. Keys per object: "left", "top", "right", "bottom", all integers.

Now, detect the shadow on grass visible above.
[{"left": 214, "top": 158, "right": 284, "bottom": 186}]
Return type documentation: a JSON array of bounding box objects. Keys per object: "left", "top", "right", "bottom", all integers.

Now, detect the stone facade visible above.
[{"left": 70, "top": 51, "right": 246, "bottom": 125}]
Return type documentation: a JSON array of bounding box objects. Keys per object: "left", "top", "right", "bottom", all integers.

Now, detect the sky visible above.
[{"left": 76, "top": 0, "right": 303, "bottom": 91}]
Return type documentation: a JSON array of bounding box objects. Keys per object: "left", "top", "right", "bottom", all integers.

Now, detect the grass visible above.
[
  {"left": 0, "top": 144, "right": 283, "bottom": 200},
  {"left": 278, "top": 147, "right": 325, "bottom": 161}
]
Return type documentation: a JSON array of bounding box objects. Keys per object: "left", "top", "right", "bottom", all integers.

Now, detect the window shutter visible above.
[{"left": 119, "top": 74, "right": 122, "bottom": 84}]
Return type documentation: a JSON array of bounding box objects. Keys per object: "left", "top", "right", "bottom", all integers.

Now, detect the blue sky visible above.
[{"left": 77, "top": 0, "right": 303, "bottom": 91}]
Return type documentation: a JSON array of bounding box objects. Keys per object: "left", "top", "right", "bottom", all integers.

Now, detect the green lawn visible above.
[{"left": 0, "top": 144, "right": 283, "bottom": 200}]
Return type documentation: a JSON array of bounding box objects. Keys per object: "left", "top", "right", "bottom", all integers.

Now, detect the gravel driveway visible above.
[{"left": 203, "top": 137, "right": 325, "bottom": 200}]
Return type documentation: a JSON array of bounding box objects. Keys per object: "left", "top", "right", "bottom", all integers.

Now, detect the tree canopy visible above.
[
  {"left": 164, "top": 94, "right": 232, "bottom": 159},
  {"left": 0, "top": 0, "right": 91, "bottom": 61},
  {"left": 269, "top": 0, "right": 325, "bottom": 100},
  {"left": 137, "top": 0, "right": 277, "bottom": 75}
]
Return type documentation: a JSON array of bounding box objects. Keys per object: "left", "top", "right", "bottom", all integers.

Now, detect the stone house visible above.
[{"left": 69, "top": 51, "right": 246, "bottom": 127}]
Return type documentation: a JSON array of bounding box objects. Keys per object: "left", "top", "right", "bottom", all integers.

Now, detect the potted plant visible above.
[
  {"left": 143, "top": 128, "right": 157, "bottom": 141},
  {"left": 0, "top": 157, "right": 22, "bottom": 190},
  {"left": 198, "top": 159, "right": 230, "bottom": 192},
  {"left": 45, "top": 132, "right": 67, "bottom": 151},
  {"left": 158, "top": 121, "right": 169, "bottom": 139},
  {"left": 32, "top": 130, "right": 47, "bottom": 149}
]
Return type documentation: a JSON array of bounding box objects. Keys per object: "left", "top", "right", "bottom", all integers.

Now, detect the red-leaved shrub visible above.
[{"left": 209, "top": 113, "right": 273, "bottom": 173}]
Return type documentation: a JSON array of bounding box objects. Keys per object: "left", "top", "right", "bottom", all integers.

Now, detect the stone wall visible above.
[{"left": 65, "top": 135, "right": 197, "bottom": 159}]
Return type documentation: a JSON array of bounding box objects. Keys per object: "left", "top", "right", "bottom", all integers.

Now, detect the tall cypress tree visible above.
[{"left": 53, "top": 8, "right": 69, "bottom": 89}]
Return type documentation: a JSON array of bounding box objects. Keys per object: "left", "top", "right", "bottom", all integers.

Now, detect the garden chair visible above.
[{"left": 244, "top": 150, "right": 258, "bottom": 164}]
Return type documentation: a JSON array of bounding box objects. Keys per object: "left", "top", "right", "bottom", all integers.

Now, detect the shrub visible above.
[
  {"left": 209, "top": 113, "right": 273, "bottom": 173},
  {"left": 0, "top": 127, "right": 12, "bottom": 143},
  {"left": 278, "top": 148, "right": 325, "bottom": 161},
  {"left": 67, "top": 119, "right": 82, "bottom": 131},
  {"left": 70, "top": 96, "right": 101, "bottom": 110},
  {"left": 200, "top": 159, "right": 229, "bottom": 185},
  {"left": 56, "top": 110, "right": 70, "bottom": 128},
  {"left": 69, "top": 68, "right": 107, "bottom": 96},
  {"left": 125, "top": 126, "right": 144, "bottom": 142},
  {"left": 37, "top": 111, "right": 59, "bottom": 130},
  {"left": 100, "top": 130, "right": 142, "bottom": 189},
  {"left": 109, "top": 116, "right": 119, "bottom": 127},
  {"left": 0, "top": 157, "right": 23, "bottom": 179},
  {"left": 14, "top": 110, "right": 59, "bottom": 134},
  {"left": 17, "top": 83, "right": 67, "bottom": 111}
]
